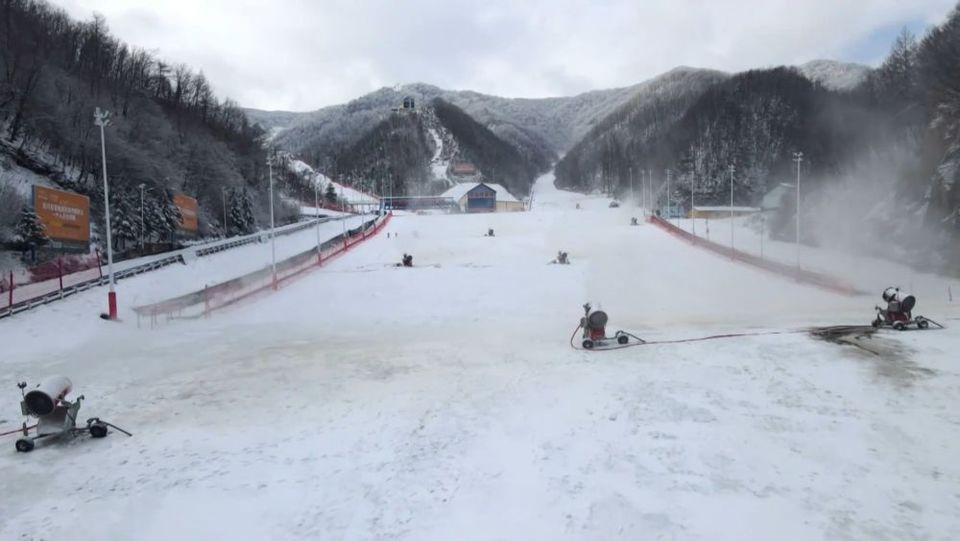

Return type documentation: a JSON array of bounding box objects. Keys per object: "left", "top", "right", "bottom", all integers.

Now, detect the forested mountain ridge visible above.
[
  {"left": 555, "top": 9, "right": 960, "bottom": 272},
  {"left": 333, "top": 98, "right": 542, "bottom": 198},
  {"left": 0, "top": 0, "right": 290, "bottom": 254}
]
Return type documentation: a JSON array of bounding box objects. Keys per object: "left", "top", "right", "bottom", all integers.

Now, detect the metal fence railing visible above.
[
  {"left": 0, "top": 215, "right": 352, "bottom": 320},
  {"left": 133, "top": 214, "right": 391, "bottom": 328}
]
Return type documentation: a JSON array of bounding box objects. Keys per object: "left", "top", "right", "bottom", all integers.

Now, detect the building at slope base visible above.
[{"left": 440, "top": 182, "right": 525, "bottom": 213}]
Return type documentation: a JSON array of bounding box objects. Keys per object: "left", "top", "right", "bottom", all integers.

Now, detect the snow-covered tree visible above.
[
  {"left": 229, "top": 187, "right": 255, "bottom": 235},
  {"left": 109, "top": 188, "right": 139, "bottom": 250},
  {"left": 15, "top": 208, "right": 49, "bottom": 246}
]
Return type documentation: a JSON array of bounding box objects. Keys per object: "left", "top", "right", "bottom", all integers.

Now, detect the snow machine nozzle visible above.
[{"left": 573, "top": 303, "right": 645, "bottom": 350}]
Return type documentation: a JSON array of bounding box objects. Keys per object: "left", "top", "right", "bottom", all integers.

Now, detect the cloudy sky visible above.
[{"left": 54, "top": 0, "right": 957, "bottom": 112}]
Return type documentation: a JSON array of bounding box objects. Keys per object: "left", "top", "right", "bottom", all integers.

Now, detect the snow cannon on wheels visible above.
[
  {"left": 871, "top": 287, "right": 942, "bottom": 331},
  {"left": 10, "top": 377, "right": 131, "bottom": 452},
  {"left": 576, "top": 303, "right": 645, "bottom": 350}
]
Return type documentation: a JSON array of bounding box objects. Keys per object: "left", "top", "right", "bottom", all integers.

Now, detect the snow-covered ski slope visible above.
[{"left": 2, "top": 173, "right": 959, "bottom": 540}]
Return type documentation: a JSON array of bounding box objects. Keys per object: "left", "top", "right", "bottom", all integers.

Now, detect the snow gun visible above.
[
  {"left": 573, "top": 303, "right": 645, "bottom": 350},
  {"left": 7, "top": 376, "right": 132, "bottom": 452}
]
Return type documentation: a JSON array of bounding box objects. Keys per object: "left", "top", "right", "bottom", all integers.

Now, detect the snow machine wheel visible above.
[
  {"left": 582, "top": 339, "right": 595, "bottom": 350},
  {"left": 917, "top": 318, "right": 929, "bottom": 329},
  {"left": 893, "top": 321, "right": 906, "bottom": 331},
  {"left": 617, "top": 335, "right": 629, "bottom": 345},
  {"left": 871, "top": 318, "right": 881, "bottom": 328},
  {"left": 15, "top": 438, "right": 34, "bottom": 453},
  {"left": 89, "top": 422, "right": 108, "bottom": 439}
]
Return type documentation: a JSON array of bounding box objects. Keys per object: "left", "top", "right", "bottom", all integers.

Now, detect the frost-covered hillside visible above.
[{"left": 798, "top": 59, "right": 871, "bottom": 91}]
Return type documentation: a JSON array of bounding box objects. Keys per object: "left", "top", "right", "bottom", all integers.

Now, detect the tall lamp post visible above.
[
  {"left": 729, "top": 164, "right": 735, "bottom": 256},
  {"left": 666, "top": 168, "right": 672, "bottom": 225},
  {"left": 793, "top": 151, "right": 803, "bottom": 269},
  {"left": 268, "top": 155, "right": 277, "bottom": 289},
  {"left": 314, "top": 174, "right": 321, "bottom": 255},
  {"left": 94, "top": 108, "right": 117, "bottom": 320},
  {"left": 138, "top": 183, "right": 146, "bottom": 250},
  {"left": 222, "top": 187, "right": 229, "bottom": 237},
  {"left": 690, "top": 173, "right": 696, "bottom": 237}
]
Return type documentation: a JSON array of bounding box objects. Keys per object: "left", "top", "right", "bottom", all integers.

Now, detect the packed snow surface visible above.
[{"left": 1, "top": 173, "right": 959, "bottom": 540}]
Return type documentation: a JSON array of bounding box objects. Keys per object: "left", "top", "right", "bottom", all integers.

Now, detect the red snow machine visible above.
[
  {"left": 576, "top": 303, "right": 644, "bottom": 350},
  {"left": 871, "top": 287, "right": 941, "bottom": 331}
]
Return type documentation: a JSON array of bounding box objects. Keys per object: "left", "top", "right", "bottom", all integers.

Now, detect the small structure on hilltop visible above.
[
  {"left": 392, "top": 96, "right": 417, "bottom": 113},
  {"left": 448, "top": 162, "right": 480, "bottom": 182},
  {"left": 440, "top": 182, "right": 524, "bottom": 213}
]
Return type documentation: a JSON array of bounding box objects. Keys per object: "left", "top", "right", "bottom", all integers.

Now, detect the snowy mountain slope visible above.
[
  {"left": 2, "top": 172, "right": 958, "bottom": 539},
  {"left": 287, "top": 158, "right": 379, "bottom": 205},
  {"left": 798, "top": 59, "right": 871, "bottom": 91},
  {"left": 255, "top": 80, "right": 646, "bottom": 160},
  {"left": 330, "top": 99, "right": 544, "bottom": 197}
]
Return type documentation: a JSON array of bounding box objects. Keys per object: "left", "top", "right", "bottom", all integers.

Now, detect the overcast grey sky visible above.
[{"left": 54, "top": 0, "right": 957, "bottom": 112}]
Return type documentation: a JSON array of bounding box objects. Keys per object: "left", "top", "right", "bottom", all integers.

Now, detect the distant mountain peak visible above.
[{"left": 798, "top": 59, "right": 870, "bottom": 91}]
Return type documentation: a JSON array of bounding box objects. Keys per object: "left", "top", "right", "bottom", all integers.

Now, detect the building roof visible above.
[
  {"left": 450, "top": 162, "right": 477, "bottom": 175},
  {"left": 440, "top": 182, "right": 520, "bottom": 203}
]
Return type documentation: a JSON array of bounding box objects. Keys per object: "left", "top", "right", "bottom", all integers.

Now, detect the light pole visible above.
[
  {"left": 642, "top": 169, "right": 654, "bottom": 214},
  {"left": 729, "top": 164, "right": 735, "bottom": 256},
  {"left": 793, "top": 151, "right": 803, "bottom": 269},
  {"left": 629, "top": 166, "right": 634, "bottom": 207},
  {"left": 222, "top": 187, "right": 229, "bottom": 237},
  {"left": 690, "top": 173, "right": 696, "bottom": 237},
  {"left": 760, "top": 211, "right": 765, "bottom": 259},
  {"left": 666, "top": 168, "right": 672, "bottom": 225},
  {"left": 647, "top": 169, "right": 658, "bottom": 214},
  {"left": 138, "top": 183, "right": 145, "bottom": 250},
  {"left": 94, "top": 107, "right": 117, "bottom": 320},
  {"left": 268, "top": 155, "right": 277, "bottom": 289},
  {"left": 340, "top": 182, "right": 346, "bottom": 238},
  {"left": 314, "top": 174, "right": 321, "bottom": 255}
]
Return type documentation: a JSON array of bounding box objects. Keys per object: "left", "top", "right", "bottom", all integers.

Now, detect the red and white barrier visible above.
[
  {"left": 647, "top": 215, "right": 864, "bottom": 296},
  {"left": 134, "top": 213, "right": 392, "bottom": 327}
]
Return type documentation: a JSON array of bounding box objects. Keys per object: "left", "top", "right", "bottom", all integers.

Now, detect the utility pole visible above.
[
  {"left": 793, "top": 151, "right": 803, "bottom": 270},
  {"left": 729, "top": 164, "right": 735, "bottom": 256},
  {"left": 139, "top": 183, "right": 146, "bottom": 250},
  {"left": 760, "top": 212, "right": 765, "bottom": 259},
  {"left": 314, "top": 174, "right": 321, "bottom": 256},
  {"left": 94, "top": 108, "right": 117, "bottom": 320},
  {"left": 690, "top": 173, "right": 696, "bottom": 237},
  {"left": 222, "top": 186, "right": 228, "bottom": 237},
  {"left": 666, "top": 169, "right": 672, "bottom": 225},
  {"left": 268, "top": 155, "right": 277, "bottom": 289},
  {"left": 630, "top": 166, "right": 634, "bottom": 207},
  {"left": 646, "top": 169, "right": 652, "bottom": 215}
]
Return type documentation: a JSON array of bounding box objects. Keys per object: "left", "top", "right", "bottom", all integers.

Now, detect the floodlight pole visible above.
[
  {"left": 793, "top": 151, "right": 803, "bottom": 270},
  {"left": 314, "top": 174, "right": 321, "bottom": 256},
  {"left": 268, "top": 155, "right": 277, "bottom": 289},
  {"left": 690, "top": 173, "right": 696, "bottom": 237},
  {"left": 666, "top": 168, "right": 672, "bottom": 225},
  {"left": 222, "top": 187, "right": 228, "bottom": 237},
  {"left": 729, "top": 164, "right": 735, "bottom": 256},
  {"left": 94, "top": 107, "right": 117, "bottom": 320},
  {"left": 139, "top": 183, "right": 146, "bottom": 250}
]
